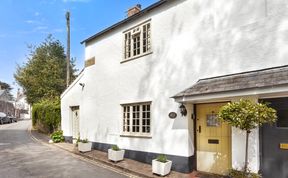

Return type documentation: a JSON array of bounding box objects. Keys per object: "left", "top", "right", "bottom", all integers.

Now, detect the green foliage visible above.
[
  {"left": 32, "top": 98, "right": 61, "bottom": 133},
  {"left": 76, "top": 138, "right": 88, "bottom": 145},
  {"left": 111, "top": 145, "right": 120, "bottom": 151},
  {"left": 50, "top": 130, "right": 64, "bottom": 143},
  {"left": 229, "top": 169, "right": 261, "bottom": 178},
  {"left": 80, "top": 139, "right": 88, "bottom": 143},
  {"left": 156, "top": 154, "right": 168, "bottom": 163},
  {"left": 218, "top": 99, "right": 277, "bottom": 173},
  {"left": 14, "top": 35, "right": 77, "bottom": 105},
  {"left": 218, "top": 99, "right": 277, "bottom": 132}
]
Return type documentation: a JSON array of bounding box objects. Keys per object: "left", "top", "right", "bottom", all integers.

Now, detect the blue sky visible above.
[{"left": 0, "top": 0, "right": 157, "bottom": 95}]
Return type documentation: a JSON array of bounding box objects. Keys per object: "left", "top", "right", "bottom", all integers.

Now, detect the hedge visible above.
[{"left": 32, "top": 98, "right": 61, "bottom": 134}]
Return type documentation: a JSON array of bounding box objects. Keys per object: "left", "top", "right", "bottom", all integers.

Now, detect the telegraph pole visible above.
[{"left": 66, "top": 11, "right": 70, "bottom": 87}]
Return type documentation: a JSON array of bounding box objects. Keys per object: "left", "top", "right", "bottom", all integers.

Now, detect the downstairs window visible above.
[{"left": 122, "top": 102, "right": 151, "bottom": 136}]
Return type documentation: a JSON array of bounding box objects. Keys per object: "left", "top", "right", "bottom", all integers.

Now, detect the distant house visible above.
[
  {"left": 15, "top": 90, "right": 31, "bottom": 119},
  {"left": 0, "top": 90, "right": 14, "bottom": 115},
  {"left": 61, "top": 0, "right": 288, "bottom": 177},
  {"left": 0, "top": 90, "right": 10, "bottom": 101}
]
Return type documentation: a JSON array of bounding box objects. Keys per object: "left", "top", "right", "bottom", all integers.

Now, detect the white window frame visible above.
[
  {"left": 123, "top": 20, "right": 152, "bottom": 62},
  {"left": 121, "top": 102, "right": 152, "bottom": 137}
]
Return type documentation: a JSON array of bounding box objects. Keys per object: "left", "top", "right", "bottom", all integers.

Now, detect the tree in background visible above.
[
  {"left": 0, "top": 81, "right": 14, "bottom": 100},
  {"left": 14, "top": 35, "right": 77, "bottom": 133},
  {"left": 14, "top": 35, "right": 77, "bottom": 105},
  {"left": 218, "top": 99, "right": 277, "bottom": 175}
]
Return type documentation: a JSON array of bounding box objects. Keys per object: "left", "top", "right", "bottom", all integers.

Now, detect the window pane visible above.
[
  {"left": 147, "top": 127, "right": 150, "bottom": 133},
  {"left": 122, "top": 103, "right": 151, "bottom": 135}
]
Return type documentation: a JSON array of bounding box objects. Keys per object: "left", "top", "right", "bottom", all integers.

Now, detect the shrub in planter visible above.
[
  {"left": 218, "top": 99, "right": 276, "bottom": 173},
  {"left": 77, "top": 139, "right": 92, "bottom": 152},
  {"left": 228, "top": 169, "right": 261, "bottom": 178},
  {"left": 152, "top": 154, "right": 172, "bottom": 176},
  {"left": 50, "top": 130, "right": 64, "bottom": 143},
  {"left": 108, "top": 145, "right": 125, "bottom": 162}
]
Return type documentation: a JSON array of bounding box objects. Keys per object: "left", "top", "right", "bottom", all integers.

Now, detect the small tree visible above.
[{"left": 218, "top": 99, "right": 277, "bottom": 173}]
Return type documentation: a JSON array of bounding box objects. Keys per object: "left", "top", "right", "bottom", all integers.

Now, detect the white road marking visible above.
[{"left": 0, "top": 143, "right": 11, "bottom": 146}]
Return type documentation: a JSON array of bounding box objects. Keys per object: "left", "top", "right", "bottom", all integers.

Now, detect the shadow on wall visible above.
[{"left": 129, "top": 0, "right": 288, "bottom": 154}]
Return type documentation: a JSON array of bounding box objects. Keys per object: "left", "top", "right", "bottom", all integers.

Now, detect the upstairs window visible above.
[
  {"left": 122, "top": 102, "right": 151, "bottom": 136},
  {"left": 124, "top": 21, "right": 151, "bottom": 60}
]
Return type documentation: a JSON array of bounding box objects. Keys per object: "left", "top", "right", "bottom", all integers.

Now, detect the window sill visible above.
[
  {"left": 121, "top": 51, "right": 153, "bottom": 64},
  {"left": 120, "top": 134, "right": 152, "bottom": 139}
]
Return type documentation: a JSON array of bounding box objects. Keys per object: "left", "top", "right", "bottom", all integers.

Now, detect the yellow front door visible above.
[{"left": 196, "top": 103, "right": 231, "bottom": 175}]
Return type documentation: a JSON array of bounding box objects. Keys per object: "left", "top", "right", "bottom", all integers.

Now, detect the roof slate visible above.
[{"left": 173, "top": 65, "right": 288, "bottom": 98}]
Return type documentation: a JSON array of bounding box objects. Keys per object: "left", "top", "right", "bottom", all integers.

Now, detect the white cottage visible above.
[{"left": 61, "top": 0, "right": 288, "bottom": 176}]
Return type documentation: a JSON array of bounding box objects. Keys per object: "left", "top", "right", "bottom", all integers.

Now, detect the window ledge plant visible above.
[
  {"left": 152, "top": 154, "right": 172, "bottom": 176},
  {"left": 77, "top": 138, "right": 92, "bottom": 152},
  {"left": 108, "top": 145, "right": 125, "bottom": 162}
]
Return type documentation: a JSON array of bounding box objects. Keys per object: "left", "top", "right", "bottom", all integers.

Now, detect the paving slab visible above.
[{"left": 31, "top": 129, "right": 225, "bottom": 178}]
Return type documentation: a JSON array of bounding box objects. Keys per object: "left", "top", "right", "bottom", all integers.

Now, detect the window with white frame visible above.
[
  {"left": 122, "top": 102, "right": 151, "bottom": 136},
  {"left": 124, "top": 21, "right": 151, "bottom": 60}
]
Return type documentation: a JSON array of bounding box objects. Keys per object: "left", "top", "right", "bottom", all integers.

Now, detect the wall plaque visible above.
[
  {"left": 85, "top": 57, "right": 95, "bottom": 68},
  {"left": 168, "top": 112, "right": 177, "bottom": 119}
]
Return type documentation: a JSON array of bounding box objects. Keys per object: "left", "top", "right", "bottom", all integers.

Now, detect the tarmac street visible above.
[{"left": 0, "top": 119, "right": 128, "bottom": 178}]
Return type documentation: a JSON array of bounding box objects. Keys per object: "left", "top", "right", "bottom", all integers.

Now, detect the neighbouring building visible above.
[
  {"left": 61, "top": 0, "right": 288, "bottom": 177},
  {"left": 15, "top": 89, "right": 31, "bottom": 119},
  {"left": 0, "top": 90, "right": 14, "bottom": 115}
]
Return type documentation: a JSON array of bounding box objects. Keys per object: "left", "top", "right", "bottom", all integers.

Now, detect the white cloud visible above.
[
  {"left": 34, "top": 26, "right": 48, "bottom": 31},
  {"left": 24, "top": 20, "right": 37, "bottom": 24},
  {"left": 34, "top": 12, "right": 40, "bottom": 16},
  {"left": 53, "top": 28, "right": 64, "bottom": 33},
  {"left": 0, "top": 34, "right": 7, "bottom": 38},
  {"left": 62, "top": 0, "right": 90, "bottom": 3}
]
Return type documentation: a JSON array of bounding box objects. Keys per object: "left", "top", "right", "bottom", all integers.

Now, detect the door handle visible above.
[{"left": 198, "top": 126, "right": 201, "bottom": 133}]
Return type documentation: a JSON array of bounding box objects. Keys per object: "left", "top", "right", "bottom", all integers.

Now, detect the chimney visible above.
[{"left": 127, "top": 4, "right": 141, "bottom": 17}]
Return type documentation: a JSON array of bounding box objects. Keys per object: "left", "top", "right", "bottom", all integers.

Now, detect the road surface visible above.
[{"left": 0, "top": 119, "right": 128, "bottom": 178}]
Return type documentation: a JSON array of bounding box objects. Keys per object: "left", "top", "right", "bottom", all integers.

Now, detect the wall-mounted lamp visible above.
[
  {"left": 79, "top": 83, "right": 85, "bottom": 90},
  {"left": 179, "top": 103, "right": 187, "bottom": 117}
]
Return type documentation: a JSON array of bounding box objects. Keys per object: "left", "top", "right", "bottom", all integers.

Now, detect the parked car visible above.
[
  {"left": 0, "top": 112, "right": 13, "bottom": 124},
  {"left": 0, "top": 117, "right": 12, "bottom": 124},
  {"left": 8, "top": 116, "right": 17, "bottom": 123}
]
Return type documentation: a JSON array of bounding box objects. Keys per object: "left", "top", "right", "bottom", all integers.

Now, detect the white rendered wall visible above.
[
  {"left": 231, "top": 96, "right": 259, "bottom": 172},
  {"left": 61, "top": 73, "right": 85, "bottom": 137},
  {"left": 61, "top": 0, "right": 288, "bottom": 162}
]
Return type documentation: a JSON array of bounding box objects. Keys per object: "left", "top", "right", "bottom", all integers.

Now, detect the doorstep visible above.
[{"left": 30, "top": 130, "right": 225, "bottom": 178}]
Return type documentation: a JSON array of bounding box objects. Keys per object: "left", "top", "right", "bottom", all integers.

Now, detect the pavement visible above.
[
  {"left": 0, "top": 119, "right": 130, "bottom": 178},
  {"left": 29, "top": 122, "right": 225, "bottom": 178}
]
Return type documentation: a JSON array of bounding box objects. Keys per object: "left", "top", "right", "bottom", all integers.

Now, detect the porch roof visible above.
[{"left": 173, "top": 65, "right": 288, "bottom": 99}]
